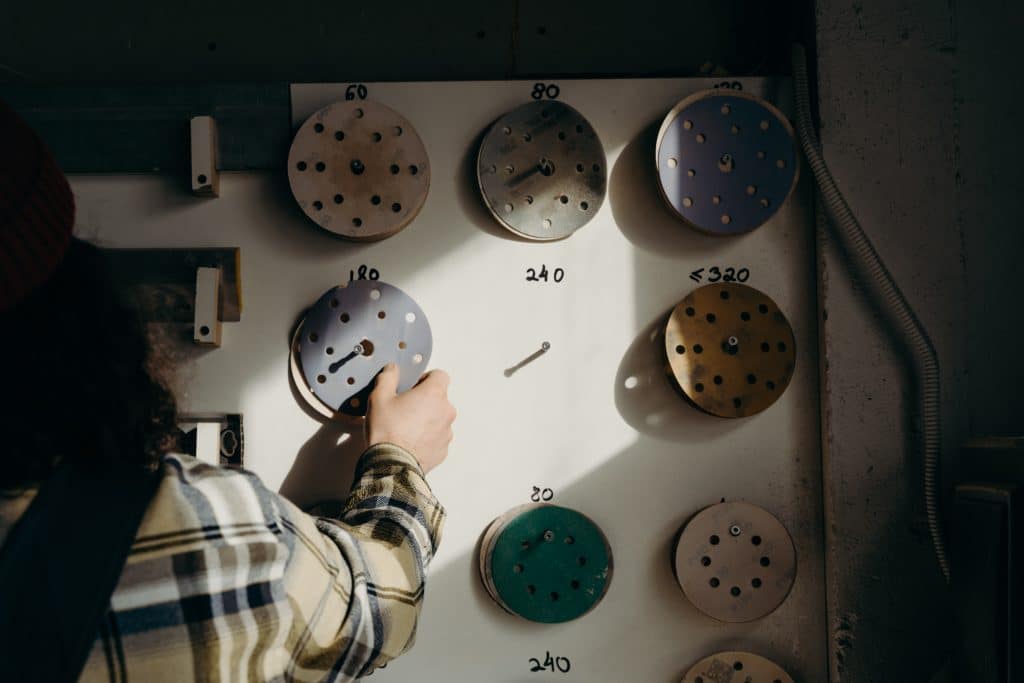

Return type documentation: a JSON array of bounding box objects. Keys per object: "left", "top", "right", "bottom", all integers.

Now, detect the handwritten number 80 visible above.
[
  {"left": 531, "top": 487, "right": 554, "bottom": 502},
  {"left": 531, "top": 83, "right": 561, "bottom": 100}
]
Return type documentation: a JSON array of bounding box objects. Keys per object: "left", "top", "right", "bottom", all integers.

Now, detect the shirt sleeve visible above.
[{"left": 274, "top": 443, "right": 445, "bottom": 681}]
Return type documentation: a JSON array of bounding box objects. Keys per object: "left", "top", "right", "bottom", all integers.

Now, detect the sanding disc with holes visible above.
[
  {"left": 479, "top": 504, "right": 613, "bottom": 623},
  {"left": 665, "top": 282, "right": 796, "bottom": 418},
  {"left": 656, "top": 90, "right": 798, "bottom": 235},
  {"left": 681, "top": 651, "right": 795, "bottom": 683},
  {"left": 288, "top": 101, "right": 430, "bottom": 241},
  {"left": 293, "top": 280, "right": 432, "bottom": 417},
  {"left": 673, "top": 501, "right": 796, "bottom": 623},
  {"left": 477, "top": 101, "right": 606, "bottom": 240}
]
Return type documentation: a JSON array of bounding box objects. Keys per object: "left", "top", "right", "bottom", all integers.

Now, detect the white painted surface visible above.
[{"left": 70, "top": 78, "right": 825, "bottom": 682}]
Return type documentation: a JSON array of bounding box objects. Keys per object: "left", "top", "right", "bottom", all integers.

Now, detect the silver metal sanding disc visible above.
[
  {"left": 656, "top": 90, "right": 798, "bottom": 235},
  {"left": 295, "top": 280, "right": 432, "bottom": 417},
  {"left": 477, "top": 100, "right": 606, "bottom": 241}
]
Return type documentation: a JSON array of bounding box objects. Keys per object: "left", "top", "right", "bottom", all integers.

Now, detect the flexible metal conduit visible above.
[{"left": 790, "top": 44, "right": 949, "bottom": 581}]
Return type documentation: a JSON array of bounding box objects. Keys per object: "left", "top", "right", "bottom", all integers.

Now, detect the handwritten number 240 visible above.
[
  {"left": 526, "top": 265, "right": 565, "bottom": 283},
  {"left": 529, "top": 651, "right": 571, "bottom": 673}
]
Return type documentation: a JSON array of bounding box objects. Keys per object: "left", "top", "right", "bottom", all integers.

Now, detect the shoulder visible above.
[{"left": 131, "top": 453, "right": 287, "bottom": 556}]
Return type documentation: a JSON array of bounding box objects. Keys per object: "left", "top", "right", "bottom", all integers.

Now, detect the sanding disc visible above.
[
  {"left": 665, "top": 282, "right": 796, "bottom": 418},
  {"left": 288, "top": 101, "right": 430, "bottom": 241},
  {"left": 681, "top": 651, "right": 795, "bottom": 683},
  {"left": 656, "top": 90, "right": 798, "bottom": 235},
  {"left": 290, "top": 319, "right": 336, "bottom": 420},
  {"left": 479, "top": 504, "right": 613, "bottom": 623},
  {"left": 293, "top": 280, "right": 432, "bottom": 418},
  {"left": 477, "top": 101, "right": 606, "bottom": 241},
  {"left": 673, "top": 501, "right": 796, "bottom": 623}
]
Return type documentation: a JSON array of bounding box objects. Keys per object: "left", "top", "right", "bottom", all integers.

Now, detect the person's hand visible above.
[{"left": 365, "top": 363, "right": 455, "bottom": 473}]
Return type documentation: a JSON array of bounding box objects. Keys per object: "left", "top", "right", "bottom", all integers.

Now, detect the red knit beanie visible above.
[{"left": 0, "top": 100, "right": 75, "bottom": 312}]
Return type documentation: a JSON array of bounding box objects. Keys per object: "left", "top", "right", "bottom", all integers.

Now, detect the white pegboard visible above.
[{"left": 70, "top": 77, "right": 825, "bottom": 682}]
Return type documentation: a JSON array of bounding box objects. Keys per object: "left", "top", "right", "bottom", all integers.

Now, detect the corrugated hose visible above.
[{"left": 790, "top": 43, "right": 949, "bottom": 582}]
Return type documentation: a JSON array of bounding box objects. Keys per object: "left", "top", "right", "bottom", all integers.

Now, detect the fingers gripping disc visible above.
[
  {"left": 656, "top": 90, "right": 798, "bottom": 235},
  {"left": 477, "top": 101, "right": 607, "bottom": 241},
  {"left": 681, "top": 651, "right": 795, "bottom": 683},
  {"left": 673, "top": 502, "right": 796, "bottom": 623},
  {"left": 288, "top": 101, "right": 430, "bottom": 241},
  {"left": 479, "top": 504, "right": 613, "bottom": 623},
  {"left": 294, "top": 280, "right": 432, "bottom": 417},
  {"left": 665, "top": 283, "right": 796, "bottom": 418}
]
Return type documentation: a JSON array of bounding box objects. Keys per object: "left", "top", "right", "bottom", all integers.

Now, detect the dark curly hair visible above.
[{"left": 0, "top": 238, "right": 179, "bottom": 488}]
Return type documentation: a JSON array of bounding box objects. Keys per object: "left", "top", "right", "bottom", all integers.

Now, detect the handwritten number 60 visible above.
[{"left": 345, "top": 84, "right": 368, "bottom": 100}]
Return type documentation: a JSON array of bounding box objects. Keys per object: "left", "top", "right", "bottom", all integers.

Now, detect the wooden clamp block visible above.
[
  {"left": 194, "top": 266, "right": 222, "bottom": 345},
  {"left": 102, "top": 247, "right": 242, "bottom": 327},
  {"left": 190, "top": 115, "right": 219, "bottom": 196}
]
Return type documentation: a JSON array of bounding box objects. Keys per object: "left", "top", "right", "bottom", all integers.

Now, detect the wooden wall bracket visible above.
[{"left": 101, "top": 247, "right": 242, "bottom": 343}]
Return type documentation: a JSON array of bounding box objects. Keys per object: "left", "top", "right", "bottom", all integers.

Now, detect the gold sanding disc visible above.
[
  {"left": 681, "top": 651, "right": 795, "bottom": 683},
  {"left": 665, "top": 283, "right": 795, "bottom": 418},
  {"left": 673, "top": 501, "right": 796, "bottom": 623},
  {"left": 287, "top": 101, "right": 430, "bottom": 241}
]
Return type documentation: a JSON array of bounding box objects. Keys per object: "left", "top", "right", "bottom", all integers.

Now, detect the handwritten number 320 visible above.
[{"left": 708, "top": 266, "right": 749, "bottom": 283}]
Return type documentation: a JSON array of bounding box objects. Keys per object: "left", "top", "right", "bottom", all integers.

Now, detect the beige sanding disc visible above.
[
  {"left": 665, "top": 282, "right": 796, "bottom": 418},
  {"left": 681, "top": 651, "right": 794, "bottom": 683},
  {"left": 673, "top": 501, "right": 796, "bottom": 623},
  {"left": 287, "top": 101, "right": 430, "bottom": 241}
]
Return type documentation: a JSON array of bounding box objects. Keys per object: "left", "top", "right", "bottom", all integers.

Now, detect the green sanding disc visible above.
[{"left": 480, "top": 504, "right": 613, "bottom": 623}]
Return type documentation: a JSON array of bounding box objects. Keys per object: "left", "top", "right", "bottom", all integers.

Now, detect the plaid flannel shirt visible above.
[{"left": 0, "top": 443, "right": 445, "bottom": 682}]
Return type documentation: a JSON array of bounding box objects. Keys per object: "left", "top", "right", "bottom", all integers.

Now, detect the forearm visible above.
[
  {"left": 341, "top": 443, "right": 445, "bottom": 553},
  {"left": 314, "top": 443, "right": 445, "bottom": 672}
]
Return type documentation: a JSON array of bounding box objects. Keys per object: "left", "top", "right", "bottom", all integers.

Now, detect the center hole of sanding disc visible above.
[
  {"left": 350, "top": 159, "right": 366, "bottom": 175},
  {"left": 358, "top": 338, "right": 374, "bottom": 356},
  {"left": 538, "top": 158, "right": 556, "bottom": 176}
]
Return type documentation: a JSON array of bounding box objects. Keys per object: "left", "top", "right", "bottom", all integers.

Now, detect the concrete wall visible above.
[
  {"left": 815, "top": 0, "right": 1022, "bottom": 680},
  {"left": 0, "top": 1, "right": 804, "bottom": 83}
]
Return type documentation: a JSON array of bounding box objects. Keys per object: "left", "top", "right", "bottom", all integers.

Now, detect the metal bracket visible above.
[{"left": 177, "top": 413, "right": 244, "bottom": 467}]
